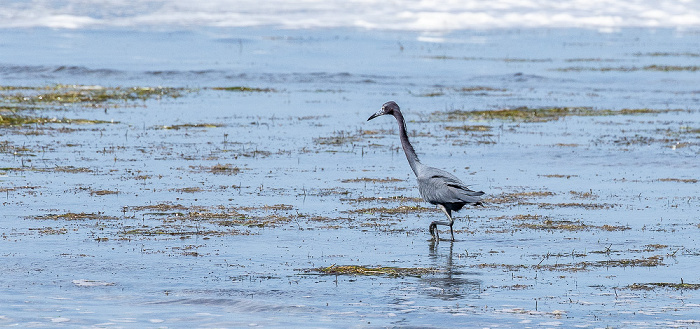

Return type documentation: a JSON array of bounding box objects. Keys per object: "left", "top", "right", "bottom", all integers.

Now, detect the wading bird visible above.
[{"left": 367, "top": 101, "right": 484, "bottom": 241}]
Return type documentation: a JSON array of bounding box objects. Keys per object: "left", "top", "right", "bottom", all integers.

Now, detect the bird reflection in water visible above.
[{"left": 423, "top": 240, "right": 482, "bottom": 300}]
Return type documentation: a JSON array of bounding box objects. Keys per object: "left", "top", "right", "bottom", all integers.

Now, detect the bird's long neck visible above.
[{"left": 393, "top": 111, "right": 421, "bottom": 176}]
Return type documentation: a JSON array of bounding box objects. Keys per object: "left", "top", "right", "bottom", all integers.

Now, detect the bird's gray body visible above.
[
  {"left": 415, "top": 164, "right": 483, "bottom": 211},
  {"left": 367, "top": 101, "right": 484, "bottom": 241}
]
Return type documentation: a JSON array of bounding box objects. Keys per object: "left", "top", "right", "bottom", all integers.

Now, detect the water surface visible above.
[{"left": 1, "top": 27, "right": 699, "bottom": 328}]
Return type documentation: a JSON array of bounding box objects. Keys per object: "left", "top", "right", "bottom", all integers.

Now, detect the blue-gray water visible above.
[{"left": 1, "top": 28, "right": 699, "bottom": 328}]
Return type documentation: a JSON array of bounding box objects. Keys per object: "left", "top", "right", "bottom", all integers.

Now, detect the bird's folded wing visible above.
[{"left": 418, "top": 173, "right": 484, "bottom": 204}]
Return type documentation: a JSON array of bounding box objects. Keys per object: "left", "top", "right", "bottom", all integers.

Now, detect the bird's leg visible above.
[
  {"left": 429, "top": 220, "right": 451, "bottom": 240},
  {"left": 438, "top": 205, "right": 455, "bottom": 241}
]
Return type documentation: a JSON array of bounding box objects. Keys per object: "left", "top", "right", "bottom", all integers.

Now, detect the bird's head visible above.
[{"left": 367, "top": 101, "right": 399, "bottom": 121}]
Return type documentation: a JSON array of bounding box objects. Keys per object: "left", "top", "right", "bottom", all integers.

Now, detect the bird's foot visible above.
[{"left": 429, "top": 223, "right": 439, "bottom": 241}]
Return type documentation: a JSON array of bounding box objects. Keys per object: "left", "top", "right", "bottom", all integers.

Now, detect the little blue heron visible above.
[{"left": 367, "top": 101, "right": 484, "bottom": 241}]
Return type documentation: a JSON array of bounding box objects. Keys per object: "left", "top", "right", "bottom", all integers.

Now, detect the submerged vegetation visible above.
[
  {"left": 32, "top": 212, "right": 118, "bottom": 221},
  {"left": 307, "top": 264, "right": 439, "bottom": 277},
  {"left": 555, "top": 65, "right": 700, "bottom": 72},
  {"left": 626, "top": 282, "right": 700, "bottom": 290},
  {"left": 477, "top": 255, "right": 665, "bottom": 272},
  {"left": 417, "top": 86, "right": 507, "bottom": 97},
  {"left": 444, "top": 125, "right": 493, "bottom": 132},
  {"left": 0, "top": 115, "right": 115, "bottom": 126},
  {"left": 346, "top": 205, "right": 434, "bottom": 215},
  {"left": 341, "top": 177, "right": 403, "bottom": 183},
  {"left": 314, "top": 130, "right": 364, "bottom": 146},
  {"left": 210, "top": 86, "right": 276, "bottom": 92},
  {"left": 516, "top": 219, "right": 630, "bottom": 232},
  {"left": 433, "top": 107, "right": 685, "bottom": 123},
  {"left": 423, "top": 55, "right": 550, "bottom": 63},
  {"left": 158, "top": 123, "right": 224, "bottom": 130},
  {"left": 0, "top": 85, "right": 190, "bottom": 127},
  {"left": 1, "top": 85, "right": 185, "bottom": 106}
]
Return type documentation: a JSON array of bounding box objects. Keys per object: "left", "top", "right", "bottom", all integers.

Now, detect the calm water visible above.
[{"left": 1, "top": 27, "right": 699, "bottom": 328}]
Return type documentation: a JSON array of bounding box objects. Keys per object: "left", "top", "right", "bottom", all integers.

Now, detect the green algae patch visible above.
[
  {"left": 539, "top": 174, "right": 579, "bottom": 179},
  {"left": 423, "top": 55, "right": 550, "bottom": 63},
  {"left": 173, "top": 187, "right": 203, "bottom": 193},
  {"left": 485, "top": 191, "right": 555, "bottom": 204},
  {"left": 32, "top": 212, "right": 118, "bottom": 221},
  {"left": 347, "top": 205, "right": 434, "bottom": 215},
  {"left": 444, "top": 125, "right": 493, "bottom": 132},
  {"left": 120, "top": 227, "right": 252, "bottom": 237},
  {"left": 90, "top": 190, "right": 119, "bottom": 196},
  {"left": 4, "top": 166, "right": 95, "bottom": 173},
  {"left": 417, "top": 86, "right": 507, "bottom": 97},
  {"left": 491, "top": 214, "right": 543, "bottom": 221},
  {"left": 522, "top": 202, "right": 617, "bottom": 210},
  {"left": 633, "top": 52, "right": 700, "bottom": 57},
  {"left": 476, "top": 255, "right": 664, "bottom": 272},
  {"left": 341, "top": 177, "right": 403, "bottom": 183},
  {"left": 308, "top": 264, "right": 439, "bottom": 277},
  {"left": 209, "top": 164, "right": 241, "bottom": 175},
  {"left": 658, "top": 178, "right": 698, "bottom": 183},
  {"left": 314, "top": 131, "right": 363, "bottom": 146},
  {"left": 158, "top": 123, "right": 224, "bottom": 130},
  {"left": 433, "top": 107, "right": 685, "bottom": 123},
  {"left": 555, "top": 65, "right": 700, "bottom": 72},
  {"left": 187, "top": 164, "right": 243, "bottom": 175},
  {"left": 626, "top": 282, "right": 700, "bottom": 290},
  {"left": 126, "top": 203, "right": 190, "bottom": 213},
  {"left": 211, "top": 86, "right": 276, "bottom": 92},
  {"left": 569, "top": 190, "right": 598, "bottom": 199},
  {"left": 1, "top": 85, "right": 185, "bottom": 106},
  {"left": 0, "top": 115, "right": 116, "bottom": 126},
  {"left": 124, "top": 203, "right": 299, "bottom": 229},
  {"left": 28, "top": 227, "right": 68, "bottom": 235},
  {"left": 516, "top": 219, "right": 630, "bottom": 232},
  {"left": 341, "top": 195, "right": 423, "bottom": 203},
  {"left": 643, "top": 244, "right": 668, "bottom": 251},
  {"left": 516, "top": 219, "right": 589, "bottom": 231}
]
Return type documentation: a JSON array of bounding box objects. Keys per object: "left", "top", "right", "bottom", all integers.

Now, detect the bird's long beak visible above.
[{"left": 367, "top": 110, "right": 383, "bottom": 121}]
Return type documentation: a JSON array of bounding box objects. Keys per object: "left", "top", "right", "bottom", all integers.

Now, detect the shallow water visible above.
[{"left": 1, "top": 28, "right": 699, "bottom": 328}]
